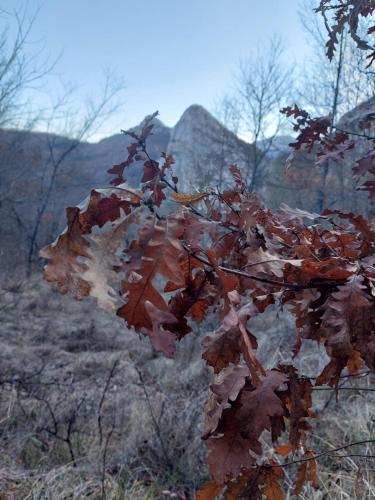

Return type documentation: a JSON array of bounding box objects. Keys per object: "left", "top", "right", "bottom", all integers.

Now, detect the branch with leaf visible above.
[{"left": 39, "top": 4, "right": 375, "bottom": 497}]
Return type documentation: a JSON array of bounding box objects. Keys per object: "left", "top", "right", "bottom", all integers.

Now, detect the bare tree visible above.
[
  {"left": 213, "top": 95, "right": 241, "bottom": 189},
  {"left": 0, "top": 6, "right": 54, "bottom": 128},
  {"left": 234, "top": 38, "right": 293, "bottom": 192},
  {"left": 25, "top": 71, "right": 125, "bottom": 275},
  {"left": 297, "top": 0, "right": 375, "bottom": 210},
  {"left": 0, "top": 5, "right": 57, "bottom": 215},
  {"left": 0, "top": 8, "right": 126, "bottom": 275},
  {"left": 298, "top": 0, "right": 375, "bottom": 119}
]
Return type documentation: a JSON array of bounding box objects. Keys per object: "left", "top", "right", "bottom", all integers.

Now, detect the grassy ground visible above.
[{"left": 0, "top": 276, "right": 374, "bottom": 498}]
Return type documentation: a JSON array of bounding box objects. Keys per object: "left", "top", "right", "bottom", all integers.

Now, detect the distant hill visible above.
[
  {"left": 0, "top": 102, "right": 370, "bottom": 271},
  {"left": 0, "top": 118, "right": 172, "bottom": 270}
]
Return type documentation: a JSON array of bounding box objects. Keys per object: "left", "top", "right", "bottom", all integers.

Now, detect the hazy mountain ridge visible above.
[{"left": 0, "top": 102, "right": 370, "bottom": 270}]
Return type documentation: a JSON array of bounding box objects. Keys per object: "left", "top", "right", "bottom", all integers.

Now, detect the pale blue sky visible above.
[{"left": 3, "top": 0, "right": 312, "bottom": 138}]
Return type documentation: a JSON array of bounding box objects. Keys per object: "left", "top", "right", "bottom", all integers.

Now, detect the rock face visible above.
[
  {"left": 168, "top": 105, "right": 252, "bottom": 190},
  {"left": 338, "top": 96, "right": 375, "bottom": 134}
]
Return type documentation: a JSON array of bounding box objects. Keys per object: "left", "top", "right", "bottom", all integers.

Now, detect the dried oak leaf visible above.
[
  {"left": 206, "top": 404, "right": 257, "bottom": 484},
  {"left": 300, "top": 258, "right": 356, "bottom": 282},
  {"left": 142, "top": 301, "right": 178, "bottom": 357},
  {"left": 316, "top": 357, "right": 347, "bottom": 387},
  {"left": 206, "top": 249, "right": 239, "bottom": 293},
  {"left": 202, "top": 307, "right": 258, "bottom": 374},
  {"left": 40, "top": 206, "right": 90, "bottom": 299},
  {"left": 40, "top": 187, "right": 142, "bottom": 304},
  {"left": 168, "top": 268, "right": 216, "bottom": 337},
  {"left": 80, "top": 188, "right": 141, "bottom": 230},
  {"left": 317, "top": 275, "right": 373, "bottom": 383},
  {"left": 117, "top": 216, "right": 185, "bottom": 353},
  {"left": 196, "top": 482, "right": 223, "bottom": 500},
  {"left": 276, "top": 203, "right": 321, "bottom": 224},
  {"left": 149, "top": 180, "right": 167, "bottom": 207},
  {"left": 293, "top": 450, "right": 318, "bottom": 496},
  {"left": 322, "top": 210, "right": 375, "bottom": 257},
  {"left": 236, "top": 301, "right": 266, "bottom": 382},
  {"left": 171, "top": 191, "right": 209, "bottom": 204},
  {"left": 206, "top": 370, "right": 288, "bottom": 483},
  {"left": 225, "top": 469, "right": 263, "bottom": 500},
  {"left": 108, "top": 112, "right": 159, "bottom": 185},
  {"left": 260, "top": 465, "right": 285, "bottom": 500},
  {"left": 204, "top": 292, "right": 265, "bottom": 381},
  {"left": 229, "top": 164, "right": 246, "bottom": 191},
  {"left": 243, "top": 247, "right": 301, "bottom": 279},
  {"left": 275, "top": 443, "right": 293, "bottom": 456},
  {"left": 108, "top": 112, "right": 159, "bottom": 184},
  {"left": 190, "top": 298, "right": 210, "bottom": 322},
  {"left": 204, "top": 365, "right": 250, "bottom": 439},
  {"left": 141, "top": 159, "right": 159, "bottom": 183},
  {"left": 225, "top": 464, "right": 284, "bottom": 500},
  {"left": 81, "top": 208, "right": 143, "bottom": 310},
  {"left": 278, "top": 365, "right": 314, "bottom": 449}
]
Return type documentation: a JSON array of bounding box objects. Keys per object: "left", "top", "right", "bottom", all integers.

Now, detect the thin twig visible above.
[
  {"left": 269, "top": 439, "right": 375, "bottom": 469},
  {"left": 136, "top": 367, "right": 172, "bottom": 469},
  {"left": 309, "top": 370, "right": 371, "bottom": 381},
  {"left": 101, "top": 420, "right": 115, "bottom": 499},
  {"left": 313, "top": 386, "right": 375, "bottom": 392},
  {"left": 98, "top": 359, "right": 119, "bottom": 447},
  {"left": 183, "top": 243, "right": 344, "bottom": 291},
  {"left": 333, "top": 125, "right": 375, "bottom": 141}
]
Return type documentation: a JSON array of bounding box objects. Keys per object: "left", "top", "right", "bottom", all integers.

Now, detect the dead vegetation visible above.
[{"left": 0, "top": 277, "right": 374, "bottom": 498}]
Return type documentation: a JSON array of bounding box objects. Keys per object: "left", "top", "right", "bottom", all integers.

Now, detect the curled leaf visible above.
[{"left": 171, "top": 191, "right": 209, "bottom": 204}]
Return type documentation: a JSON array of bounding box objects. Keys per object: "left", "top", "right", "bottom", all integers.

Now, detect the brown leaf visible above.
[
  {"left": 229, "top": 164, "right": 245, "bottom": 190},
  {"left": 206, "top": 249, "right": 239, "bottom": 293},
  {"left": 142, "top": 301, "right": 178, "bottom": 357},
  {"left": 171, "top": 191, "right": 209, "bottom": 204},
  {"left": 261, "top": 466, "right": 285, "bottom": 500},
  {"left": 141, "top": 159, "right": 159, "bottom": 183},
  {"left": 81, "top": 208, "right": 142, "bottom": 310},
  {"left": 204, "top": 365, "right": 250, "bottom": 439},
  {"left": 206, "top": 371, "right": 288, "bottom": 483},
  {"left": 317, "top": 276, "right": 373, "bottom": 382},
  {"left": 196, "top": 482, "right": 223, "bottom": 500},
  {"left": 244, "top": 247, "right": 301, "bottom": 279},
  {"left": 236, "top": 301, "right": 266, "bottom": 381},
  {"left": 293, "top": 450, "right": 318, "bottom": 496},
  {"left": 168, "top": 268, "right": 216, "bottom": 336},
  {"left": 225, "top": 465, "right": 284, "bottom": 500},
  {"left": 203, "top": 326, "right": 244, "bottom": 374},
  {"left": 117, "top": 216, "right": 185, "bottom": 345},
  {"left": 191, "top": 299, "right": 210, "bottom": 322},
  {"left": 275, "top": 443, "right": 293, "bottom": 456},
  {"left": 316, "top": 357, "right": 347, "bottom": 387},
  {"left": 202, "top": 307, "right": 257, "bottom": 374},
  {"left": 276, "top": 203, "right": 321, "bottom": 224},
  {"left": 301, "top": 259, "right": 355, "bottom": 281},
  {"left": 40, "top": 188, "right": 142, "bottom": 304},
  {"left": 225, "top": 469, "right": 262, "bottom": 499},
  {"left": 40, "top": 206, "right": 90, "bottom": 299},
  {"left": 206, "top": 406, "right": 257, "bottom": 484}
]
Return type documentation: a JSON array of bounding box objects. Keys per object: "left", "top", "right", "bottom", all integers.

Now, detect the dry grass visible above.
[{"left": 0, "top": 276, "right": 374, "bottom": 498}]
